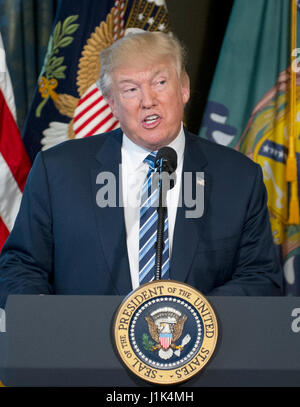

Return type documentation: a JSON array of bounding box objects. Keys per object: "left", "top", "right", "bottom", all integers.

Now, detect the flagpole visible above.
[{"left": 287, "top": 0, "right": 299, "bottom": 224}]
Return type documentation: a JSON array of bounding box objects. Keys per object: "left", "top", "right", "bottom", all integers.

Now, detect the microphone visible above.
[{"left": 155, "top": 146, "right": 177, "bottom": 175}]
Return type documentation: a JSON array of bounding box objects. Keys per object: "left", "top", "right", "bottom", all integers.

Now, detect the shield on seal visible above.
[{"left": 159, "top": 333, "right": 172, "bottom": 350}]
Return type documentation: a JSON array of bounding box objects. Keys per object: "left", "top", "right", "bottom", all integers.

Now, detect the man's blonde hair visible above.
[{"left": 98, "top": 31, "right": 188, "bottom": 98}]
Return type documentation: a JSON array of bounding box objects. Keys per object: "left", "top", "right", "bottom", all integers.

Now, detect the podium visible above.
[{"left": 0, "top": 295, "right": 300, "bottom": 387}]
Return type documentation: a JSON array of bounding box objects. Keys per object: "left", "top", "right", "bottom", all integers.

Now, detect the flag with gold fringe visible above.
[
  {"left": 199, "top": 0, "right": 300, "bottom": 295},
  {"left": 22, "top": 0, "right": 170, "bottom": 162}
]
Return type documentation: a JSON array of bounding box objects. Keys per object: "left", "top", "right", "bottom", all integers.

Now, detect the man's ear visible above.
[
  {"left": 181, "top": 73, "right": 190, "bottom": 105},
  {"left": 107, "top": 97, "right": 117, "bottom": 118}
]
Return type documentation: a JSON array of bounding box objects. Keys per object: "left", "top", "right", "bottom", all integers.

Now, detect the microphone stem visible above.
[{"left": 155, "top": 175, "right": 167, "bottom": 280}]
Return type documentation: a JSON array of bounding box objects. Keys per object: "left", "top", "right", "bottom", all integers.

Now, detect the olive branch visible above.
[
  {"left": 45, "top": 15, "right": 79, "bottom": 79},
  {"left": 142, "top": 333, "right": 155, "bottom": 351},
  {"left": 36, "top": 15, "right": 79, "bottom": 117}
]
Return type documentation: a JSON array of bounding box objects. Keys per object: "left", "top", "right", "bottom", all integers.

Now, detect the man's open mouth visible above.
[{"left": 142, "top": 114, "right": 161, "bottom": 128}]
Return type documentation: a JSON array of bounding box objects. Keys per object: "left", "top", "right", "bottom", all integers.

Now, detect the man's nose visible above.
[{"left": 141, "top": 86, "right": 157, "bottom": 109}]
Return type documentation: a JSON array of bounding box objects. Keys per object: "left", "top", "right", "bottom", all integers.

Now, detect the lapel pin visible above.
[{"left": 197, "top": 177, "right": 205, "bottom": 186}]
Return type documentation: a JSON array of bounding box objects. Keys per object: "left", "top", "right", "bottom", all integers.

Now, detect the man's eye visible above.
[
  {"left": 158, "top": 80, "right": 166, "bottom": 86},
  {"left": 125, "top": 87, "right": 137, "bottom": 93},
  {"left": 122, "top": 87, "right": 138, "bottom": 98}
]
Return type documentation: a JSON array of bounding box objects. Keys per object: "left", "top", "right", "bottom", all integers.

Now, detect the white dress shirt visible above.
[{"left": 121, "top": 124, "right": 185, "bottom": 290}]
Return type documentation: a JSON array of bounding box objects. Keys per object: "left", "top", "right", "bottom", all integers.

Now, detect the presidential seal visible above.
[{"left": 113, "top": 280, "right": 218, "bottom": 385}]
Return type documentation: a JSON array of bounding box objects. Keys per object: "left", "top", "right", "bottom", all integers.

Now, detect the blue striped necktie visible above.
[{"left": 139, "top": 152, "right": 170, "bottom": 285}]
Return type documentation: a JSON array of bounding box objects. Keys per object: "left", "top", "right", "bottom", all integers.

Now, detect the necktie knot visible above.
[{"left": 144, "top": 152, "right": 157, "bottom": 171}]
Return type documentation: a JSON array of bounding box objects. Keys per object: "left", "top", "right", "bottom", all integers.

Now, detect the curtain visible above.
[{"left": 0, "top": 0, "right": 58, "bottom": 129}]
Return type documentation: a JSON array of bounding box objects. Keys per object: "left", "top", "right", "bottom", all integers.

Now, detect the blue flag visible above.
[
  {"left": 22, "top": 0, "right": 170, "bottom": 162},
  {"left": 199, "top": 0, "right": 300, "bottom": 295}
]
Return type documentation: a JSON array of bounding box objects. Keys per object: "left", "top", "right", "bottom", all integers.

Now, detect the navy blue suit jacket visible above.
[{"left": 0, "top": 129, "right": 282, "bottom": 307}]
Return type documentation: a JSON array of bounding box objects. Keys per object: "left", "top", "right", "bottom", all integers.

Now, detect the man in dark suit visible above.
[{"left": 0, "top": 32, "right": 282, "bottom": 308}]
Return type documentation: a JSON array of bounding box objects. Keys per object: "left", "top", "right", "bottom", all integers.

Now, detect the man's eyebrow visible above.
[
  {"left": 117, "top": 78, "right": 139, "bottom": 86},
  {"left": 116, "top": 68, "right": 170, "bottom": 86},
  {"left": 152, "top": 68, "right": 169, "bottom": 78}
]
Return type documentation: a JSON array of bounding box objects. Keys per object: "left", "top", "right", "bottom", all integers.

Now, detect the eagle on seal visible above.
[{"left": 145, "top": 307, "right": 189, "bottom": 360}]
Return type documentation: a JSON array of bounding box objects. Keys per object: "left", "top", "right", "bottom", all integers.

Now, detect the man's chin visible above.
[
  {"left": 124, "top": 126, "right": 179, "bottom": 150},
  {"left": 142, "top": 140, "right": 170, "bottom": 151},
  {"left": 138, "top": 133, "right": 177, "bottom": 151}
]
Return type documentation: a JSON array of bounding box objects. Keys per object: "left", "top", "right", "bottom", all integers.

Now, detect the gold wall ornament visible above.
[{"left": 113, "top": 280, "right": 218, "bottom": 385}]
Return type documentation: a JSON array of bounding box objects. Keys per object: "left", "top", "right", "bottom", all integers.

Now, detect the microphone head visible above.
[{"left": 155, "top": 147, "right": 177, "bottom": 174}]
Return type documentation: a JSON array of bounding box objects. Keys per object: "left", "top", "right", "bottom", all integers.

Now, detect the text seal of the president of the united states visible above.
[{"left": 113, "top": 280, "right": 218, "bottom": 385}]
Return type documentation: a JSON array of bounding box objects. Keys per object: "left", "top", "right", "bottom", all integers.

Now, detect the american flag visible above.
[{"left": 0, "top": 33, "right": 31, "bottom": 251}]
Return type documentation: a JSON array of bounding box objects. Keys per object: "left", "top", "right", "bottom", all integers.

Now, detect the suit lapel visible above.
[
  {"left": 90, "top": 129, "right": 132, "bottom": 295},
  {"left": 171, "top": 130, "right": 210, "bottom": 283}
]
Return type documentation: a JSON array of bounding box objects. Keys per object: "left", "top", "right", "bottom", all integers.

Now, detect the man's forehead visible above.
[{"left": 112, "top": 61, "right": 175, "bottom": 82}]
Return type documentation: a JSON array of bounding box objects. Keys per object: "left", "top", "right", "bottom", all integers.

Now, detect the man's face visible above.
[{"left": 107, "top": 57, "right": 190, "bottom": 151}]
